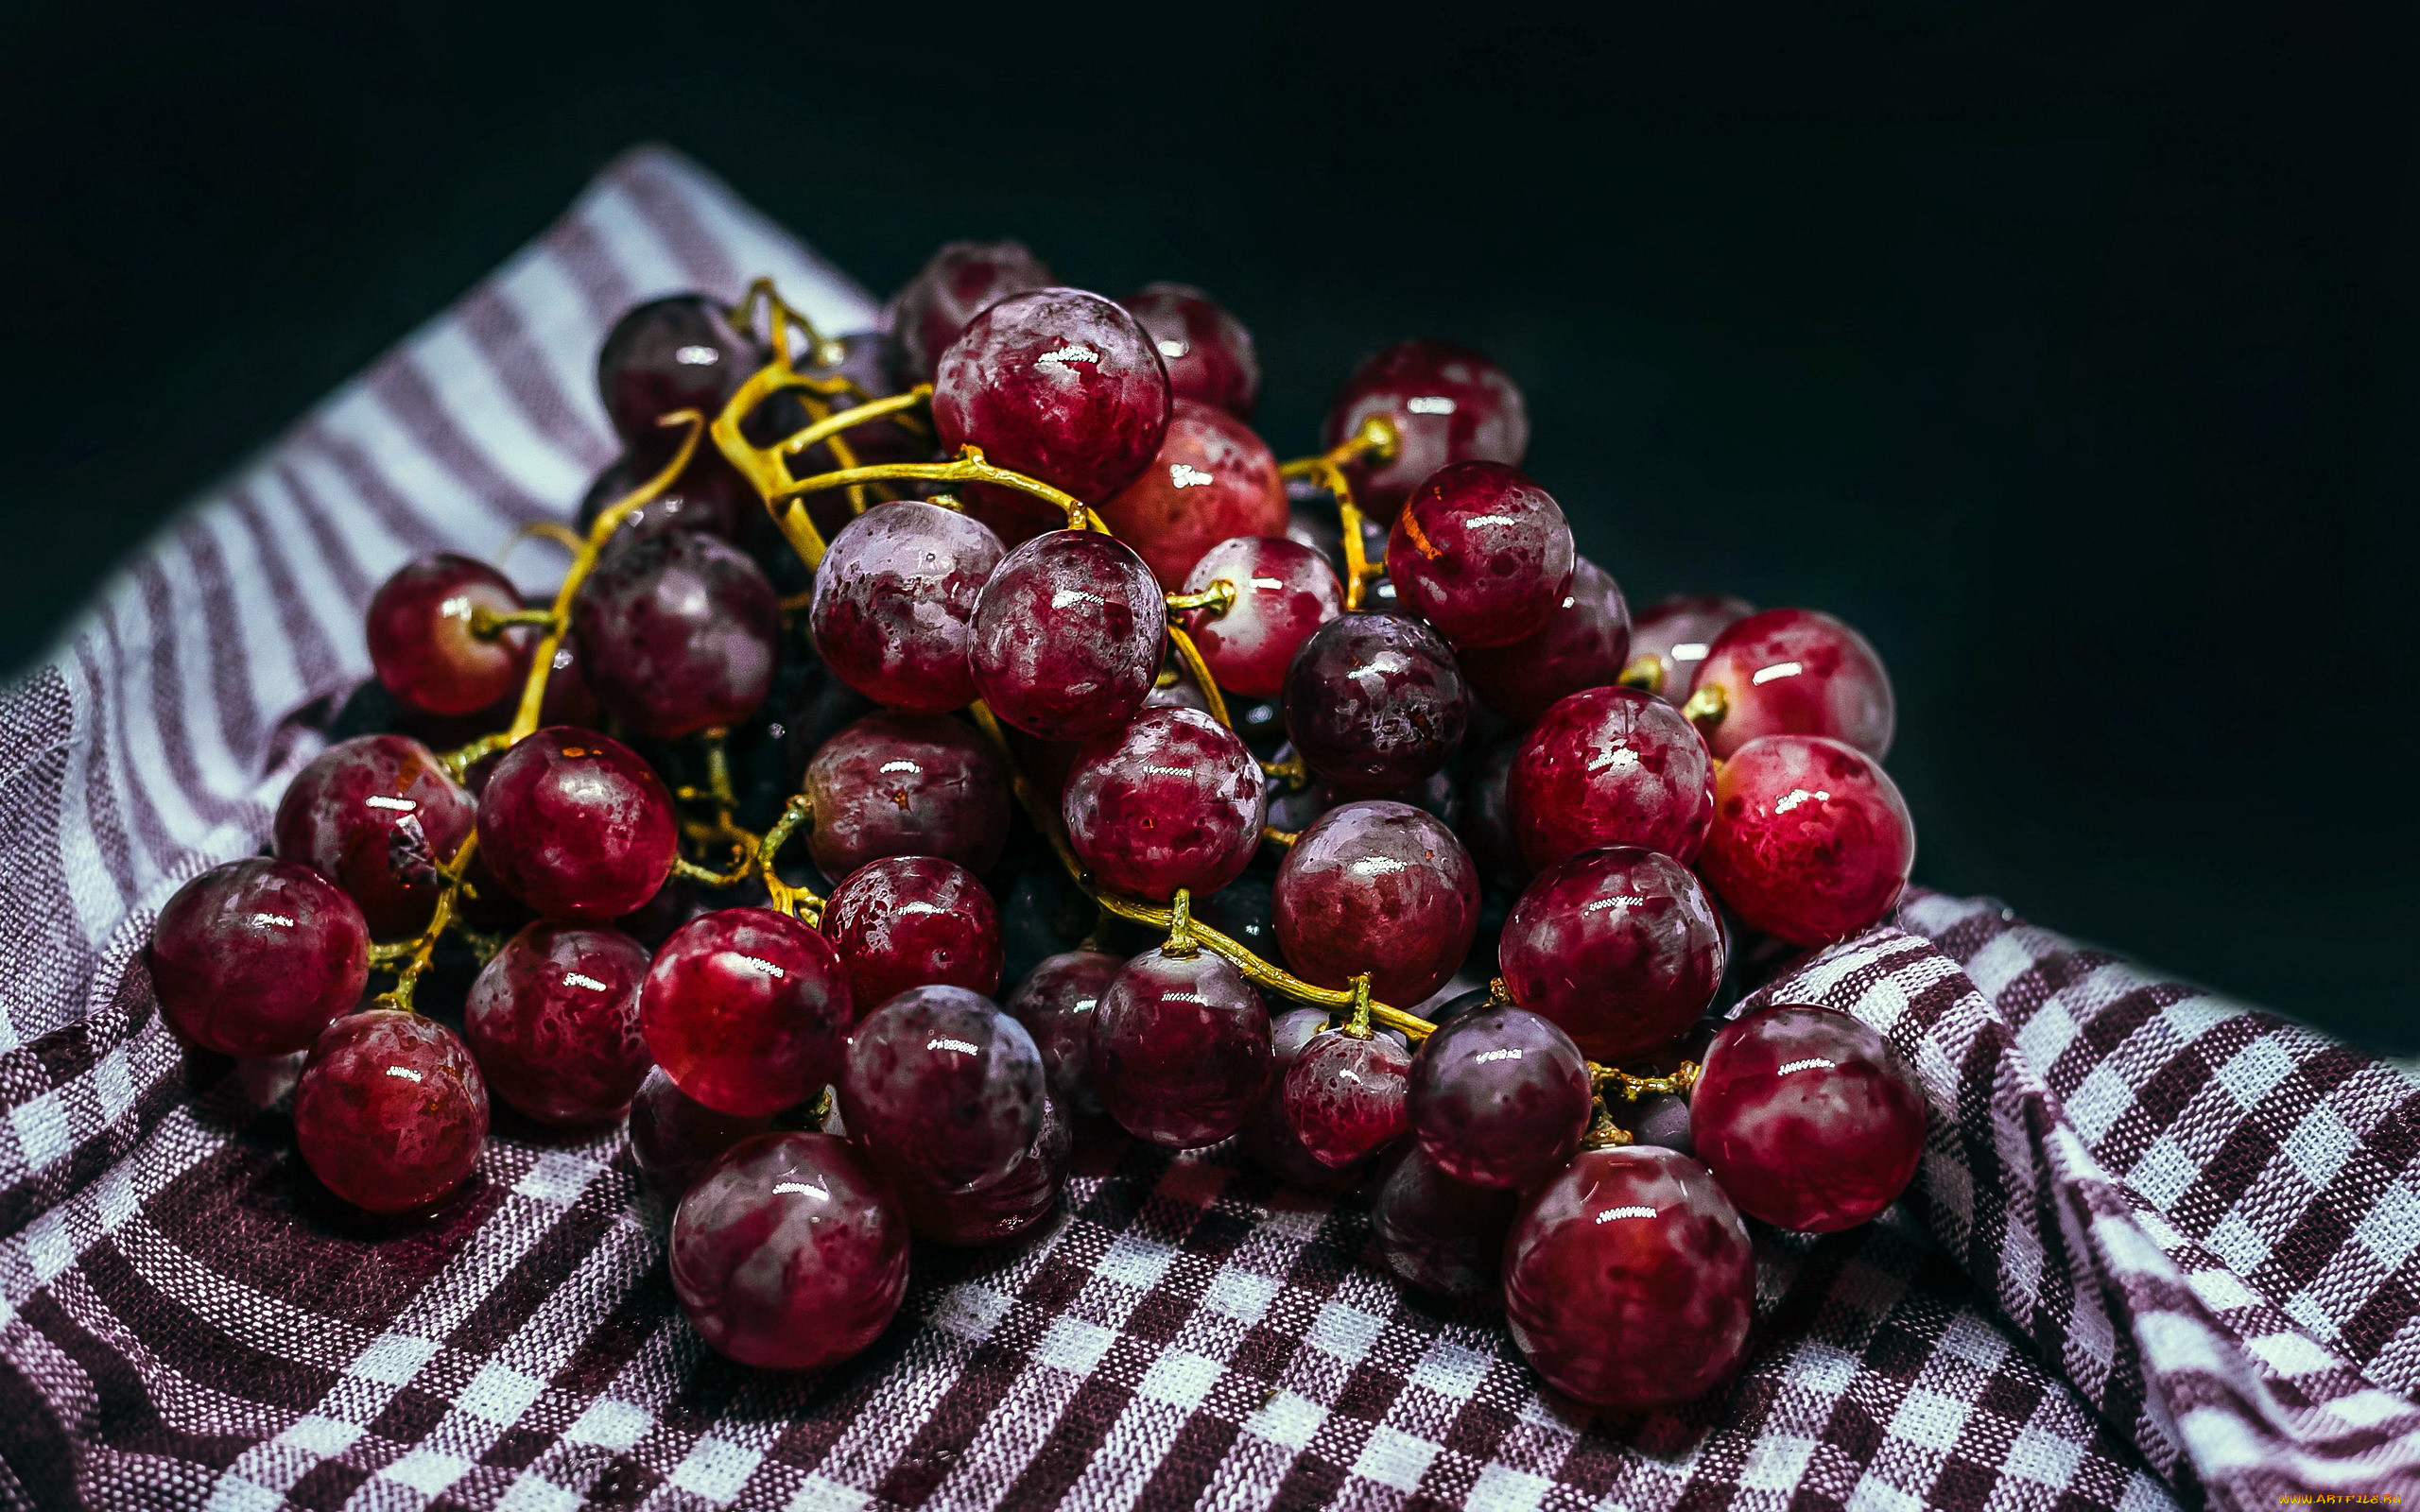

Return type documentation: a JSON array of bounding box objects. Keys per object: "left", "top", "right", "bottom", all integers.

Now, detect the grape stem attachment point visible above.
[
  {"left": 1163, "top": 580, "right": 1236, "bottom": 615},
  {"left": 1681, "top": 682, "right": 1727, "bottom": 730},
  {"left": 1617, "top": 655, "right": 1666, "bottom": 694}
]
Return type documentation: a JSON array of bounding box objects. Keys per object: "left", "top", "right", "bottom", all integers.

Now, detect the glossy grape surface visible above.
[
  {"left": 1004, "top": 949, "right": 1121, "bottom": 1116},
  {"left": 1097, "top": 400, "right": 1288, "bottom": 588},
  {"left": 149, "top": 859, "right": 369, "bottom": 1057},
  {"left": 1273, "top": 800, "right": 1478, "bottom": 1008},
  {"left": 1502, "top": 1146, "right": 1755, "bottom": 1410},
  {"left": 577, "top": 451, "right": 752, "bottom": 543},
  {"left": 274, "top": 733, "right": 475, "bottom": 939},
  {"left": 1372, "top": 1145, "right": 1522, "bottom": 1299},
  {"left": 366, "top": 555, "right": 530, "bottom": 717},
  {"left": 461, "top": 921, "right": 652, "bottom": 1125},
  {"left": 1090, "top": 947, "right": 1271, "bottom": 1148},
  {"left": 840, "top": 985, "right": 1045, "bottom": 1193},
  {"left": 1384, "top": 462, "right": 1574, "bottom": 647},
  {"left": 477, "top": 728, "right": 679, "bottom": 920},
  {"left": 1692, "top": 608, "right": 1895, "bottom": 760},
  {"left": 932, "top": 287, "right": 1171, "bottom": 506},
  {"left": 1456, "top": 736, "right": 1528, "bottom": 891},
  {"left": 1458, "top": 558, "right": 1634, "bottom": 722},
  {"left": 1407, "top": 1005, "right": 1592, "bottom": 1190},
  {"left": 1697, "top": 734, "right": 1915, "bottom": 946},
  {"left": 1692, "top": 1005, "right": 1926, "bottom": 1232},
  {"left": 1320, "top": 340, "right": 1530, "bottom": 521},
  {"left": 572, "top": 530, "right": 780, "bottom": 739},
  {"left": 1123, "top": 283, "right": 1259, "bottom": 418},
  {"left": 1179, "top": 536, "right": 1343, "bottom": 699},
  {"left": 1507, "top": 685, "right": 1715, "bottom": 870},
  {"left": 897, "top": 1091, "right": 1071, "bottom": 1246},
  {"left": 1239, "top": 1006, "right": 1368, "bottom": 1190},
  {"left": 802, "top": 713, "right": 1011, "bottom": 878},
  {"left": 969, "top": 529, "right": 1165, "bottom": 741},
  {"left": 1063, "top": 707, "right": 1266, "bottom": 902},
  {"left": 1283, "top": 1030, "right": 1411, "bottom": 1168},
  {"left": 1498, "top": 848, "right": 1725, "bottom": 1064},
  {"left": 596, "top": 294, "right": 758, "bottom": 449},
  {"left": 670, "top": 1131, "right": 908, "bottom": 1370},
  {"left": 628, "top": 1066, "right": 777, "bottom": 1203},
  {"left": 808, "top": 501, "right": 1004, "bottom": 713},
  {"left": 1282, "top": 613, "right": 1468, "bottom": 795},
  {"left": 889, "top": 239, "right": 1054, "bottom": 382},
  {"left": 822, "top": 855, "right": 1003, "bottom": 1011},
  {"left": 641, "top": 907, "right": 856, "bottom": 1116},
  {"left": 293, "top": 1008, "right": 489, "bottom": 1213},
  {"left": 1628, "top": 593, "right": 1754, "bottom": 705}
]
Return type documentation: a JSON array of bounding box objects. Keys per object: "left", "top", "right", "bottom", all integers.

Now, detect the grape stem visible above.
[
  {"left": 1258, "top": 750, "right": 1309, "bottom": 789},
  {"left": 1163, "top": 623, "right": 1231, "bottom": 729},
  {"left": 1616, "top": 654, "right": 1665, "bottom": 694},
  {"left": 1342, "top": 974, "right": 1374, "bottom": 1039},
  {"left": 1595, "top": 1061, "right": 1702, "bottom": 1101},
  {"left": 369, "top": 832, "right": 480, "bottom": 1013},
  {"left": 467, "top": 606, "right": 558, "bottom": 640},
  {"left": 1162, "top": 581, "right": 1236, "bottom": 614},
  {"left": 1279, "top": 415, "right": 1399, "bottom": 611},
  {"left": 1680, "top": 682, "right": 1727, "bottom": 731}
]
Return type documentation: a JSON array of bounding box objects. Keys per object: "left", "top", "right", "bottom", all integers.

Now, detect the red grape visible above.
[
  {"left": 1457, "top": 558, "right": 1633, "bottom": 722},
  {"left": 148, "top": 858, "right": 369, "bottom": 1057},
  {"left": 1096, "top": 400, "right": 1288, "bottom": 588},
  {"left": 1122, "top": 283, "right": 1259, "bottom": 419},
  {"left": 1406, "top": 1005, "right": 1591, "bottom": 1190},
  {"left": 293, "top": 1008, "right": 489, "bottom": 1213},
  {"left": 628, "top": 1065, "right": 776, "bottom": 1203},
  {"left": 1090, "top": 946, "right": 1271, "bottom": 1148},
  {"left": 366, "top": 555, "right": 531, "bottom": 717},
  {"left": 1004, "top": 948, "right": 1121, "bottom": 1116},
  {"left": 1690, "top": 607, "right": 1894, "bottom": 760},
  {"left": 1239, "top": 1005, "right": 1369, "bottom": 1189},
  {"left": 572, "top": 530, "right": 780, "bottom": 739},
  {"left": 889, "top": 239, "right": 1054, "bottom": 383},
  {"left": 1282, "top": 1029, "right": 1411, "bottom": 1168},
  {"left": 1498, "top": 847, "right": 1725, "bottom": 1064},
  {"left": 274, "top": 733, "right": 475, "bottom": 939},
  {"left": 1628, "top": 593, "right": 1754, "bottom": 705},
  {"left": 1697, "top": 734, "right": 1914, "bottom": 946},
  {"left": 1692, "top": 1004, "right": 1926, "bottom": 1232},
  {"left": 807, "top": 501, "right": 1005, "bottom": 713},
  {"left": 476, "top": 728, "right": 678, "bottom": 920},
  {"left": 461, "top": 921, "right": 652, "bottom": 1125},
  {"left": 821, "top": 855, "right": 1003, "bottom": 1013},
  {"left": 1178, "top": 536, "right": 1342, "bottom": 699},
  {"left": 596, "top": 294, "right": 757, "bottom": 450},
  {"left": 932, "top": 287, "right": 1171, "bottom": 507},
  {"left": 670, "top": 1131, "right": 908, "bottom": 1370},
  {"left": 1273, "top": 799, "right": 1478, "bottom": 1008},
  {"left": 969, "top": 529, "right": 1165, "bottom": 741},
  {"left": 640, "top": 906, "right": 856, "bottom": 1116},
  {"left": 1320, "top": 340, "right": 1530, "bottom": 521},
  {"left": 1507, "top": 685, "right": 1715, "bottom": 870},
  {"left": 1502, "top": 1146, "right": 1754, "bottom": 1409},
  {"left": 577, "top": 452, "right": 752, "bottom": 543},
  {"left": 839, "top": 984, "right": 1045, "bottom": 1193},
  {"left": 1282, "top": 613, "right": 1468, "bottom": 795},
  {"left": 896, "top": 1091, "right": 1070, "bottom": 1246},
  {"left": 1384, "top": 462, "right": 1574, "bottom": 648},
  {"left": 1063, "top": 707, "right": 1266, "bottom": 901},
  {"left": 1371, "top": 1144, "right": 1521, "bottom": 1299},
  {"left": 802, "top": 712, "right": 1011, "bottom": 878}
]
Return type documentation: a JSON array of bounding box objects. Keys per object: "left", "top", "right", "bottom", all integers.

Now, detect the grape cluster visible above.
[{"left": 146, "top": 243, "right": 1928, "bottom": 1411}]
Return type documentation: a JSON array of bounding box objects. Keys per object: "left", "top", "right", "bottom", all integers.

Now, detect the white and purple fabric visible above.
[{"left": 1, "top": 146, "right": 2413, "bottom": 1511}]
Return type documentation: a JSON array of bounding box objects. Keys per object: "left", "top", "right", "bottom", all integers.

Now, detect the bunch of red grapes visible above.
[{"left": 146, "top": 240, "right": 1927, "bottom": 1413}]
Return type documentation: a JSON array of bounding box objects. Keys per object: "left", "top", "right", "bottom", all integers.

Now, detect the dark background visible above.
[{"left": 4, "top": 1, "right": 2413, "bottom": 1047}]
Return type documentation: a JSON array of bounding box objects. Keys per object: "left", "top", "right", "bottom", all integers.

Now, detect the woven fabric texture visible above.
[{"left": 1, "top": 146, "right": 2414, "bottom": 1512}]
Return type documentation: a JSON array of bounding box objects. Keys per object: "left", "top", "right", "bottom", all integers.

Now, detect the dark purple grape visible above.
[
  {"left": 840, "top": 985, "right": 1045, "bottom": 1194},
  {"left": 931, "top": 287, "right": 1171, "bottom": 507},
  {"left": 897, "top": 1091, "right": 1072, "bottom": 1246},
  {"left": 802, "top": 713, "right": 1011, "bottom": 878},
  {"left": 968, "top": 530, "right": 1164, "bottom": 742},
  {"left": 1003, "top": 949, "right": 1121, "bottom": 1116},
  {"left": 476, "top": 728, "right": 679, "bottom": 921},
  {"left": 670, "top": 1131, "right": 908, "bottom": 1370},
  {"left": 1371, "top": 1144, "right": 1522, "bottom": 1300},
  {"left": 1122, "top": 283, "right": 1259, "bottom": 419},
  {"left": 1063, "top": 707, "right": 1265, "bottom": 902},
  {"left": 294, "top": 1008, "right": 489, "bottom": 1212},
  {"left": 1321, "top": 341, "right": 1530, "bottom": 522},
  {"left": 597, "top": 294, "right": 756, "bottom": 449},
  {"left": 889, "top": 240, "right": 1054, "bottom": 383},
  {"left": 577, "top": 451, "right": 752, "bottom": 543},
  {"left": 1283, "top": 1030, "right": 1411, "bottom": 1168},
  {"left": 1089, "top": 947, "right": 1270, "bottom": 1148},
  {"left": 1458, "top": 558, "right": 1634, "bottom": 723},
  {"left": 1384, "top": 462, "right": 1574, "bottom": 648},
  {"left": 148, "top": 859, "right": 369, "bottom": 1057},
  {"left": 628, "top": 1065, "right": 777, "bottom": 1203},
  {"left": 1282, "top": 613, "right": 1467, "bottom": 795},
  {"left": 461, "top": 921, "right": 651, "bottom": 1125},
  {"left": 572, "top": 530, "right": 780, "bottom": 739},
  {"left": 822, "top": 855, "right": 1003, "bottom": 1011},
  {"left": 808, "top": 501, "right": 1005, "bottom": 713},
  {"left": 1272, "top": 800, "right": 1478, "bottom": 1008},
  {"left": 1498, "top": 848, "right": 1725, "bottom": 1065},
  {"left": 274, "top": 733, "right": 475, "bottom": 939},
  {"left": 1407, "top": 1006, "right": 1591, "bottom": 1190}
]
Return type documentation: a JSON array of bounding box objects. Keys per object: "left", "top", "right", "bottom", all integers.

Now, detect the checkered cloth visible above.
[{"left": 3, "top": 147, "right": 2415, "bottom": 1512}]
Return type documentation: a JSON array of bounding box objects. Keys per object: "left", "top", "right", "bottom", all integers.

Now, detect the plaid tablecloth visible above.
[{"left": 3, "top": 146, "right": 2416, "bottom": 1512}]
